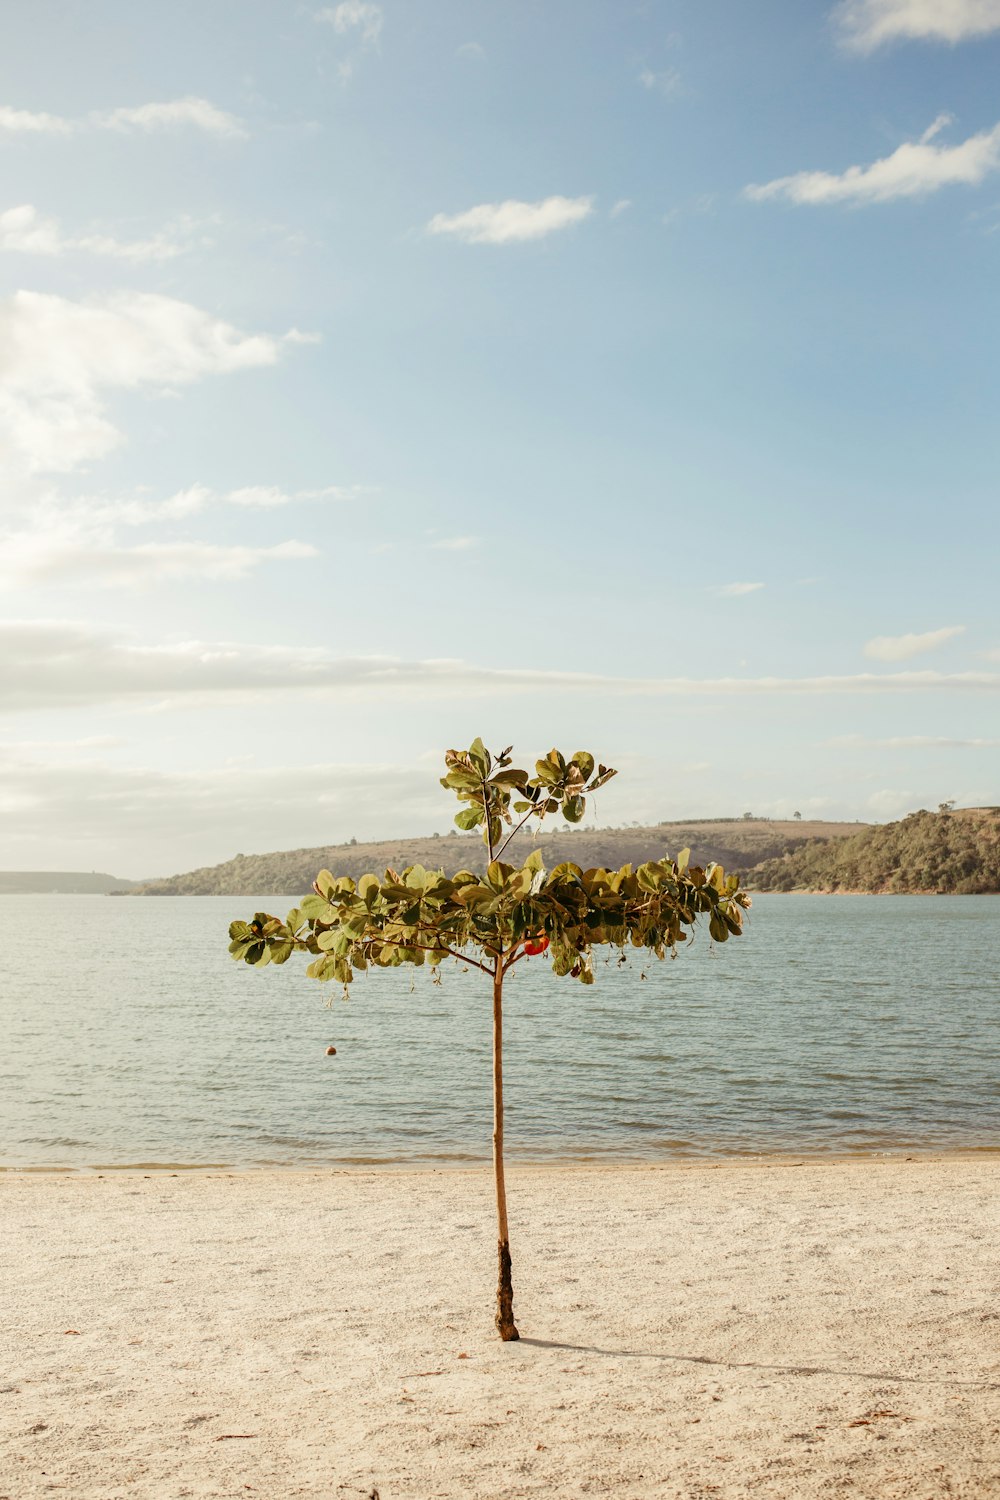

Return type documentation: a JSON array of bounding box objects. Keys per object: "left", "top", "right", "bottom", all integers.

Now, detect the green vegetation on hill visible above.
[
  {"left": 748, "top": 808, "right": 1000, "bottom": 894},
  {"left": 0, "top": 871, "right": 136, "bottom": 895},
  {"left": 134, "top": 819, "right": 858, "bottom": 896}
]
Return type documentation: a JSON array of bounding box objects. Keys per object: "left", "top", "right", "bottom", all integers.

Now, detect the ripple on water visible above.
[{"left": 1, "top": 892, "right": 999, "bottom": 1167}]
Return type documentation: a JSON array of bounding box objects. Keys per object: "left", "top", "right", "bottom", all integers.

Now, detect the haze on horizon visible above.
[{"left": 1, "top": 0, "right": 998, "bottom": 879}]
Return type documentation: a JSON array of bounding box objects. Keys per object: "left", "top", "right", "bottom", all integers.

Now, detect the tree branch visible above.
[
  {"left": 493, "top": 803, "right": 543, "bottom": 863},
  {"left": 367, "top": 935, "right": 494, "bottom": 976}
]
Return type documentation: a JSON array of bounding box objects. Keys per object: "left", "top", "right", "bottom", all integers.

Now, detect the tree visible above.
[{"left": 228, "top": 738, "right": 750, "bottom": 1341}]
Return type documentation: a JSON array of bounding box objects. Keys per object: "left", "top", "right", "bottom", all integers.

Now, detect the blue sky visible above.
[{"left": 1, "top": 0, "right": 998, "bottom": 876}]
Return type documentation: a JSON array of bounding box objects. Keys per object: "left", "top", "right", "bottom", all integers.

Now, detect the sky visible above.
[{"left": 1, "top": 0, "right": 999, "bottom": 878}]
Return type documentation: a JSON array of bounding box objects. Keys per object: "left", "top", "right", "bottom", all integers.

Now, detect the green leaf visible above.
[
  {"left": 571, "top": 751, "right": 595, "bottom": 780},
  {"left": 300, "top": 893, "right": 336, "bottom": 922},
  {"left": 441, "top": 767, "right": 481, "bottom": 791},
  {"left": 676, "top": 847, "right": 690, "bottom": 873},
  {"left": 314, "top": 870, "right": 335, "bottom": 898},
  {"left": 490, "top": 768, "right": 528, "bottom": 788},
  {"left": 467, "top": 737, "right": 490, "bottom": 775},
  {"left": 228, "top": 920, "right": 250, "bottom": 941},
  {"left": 709, "top": 912, "right": 729, "bottom": 943},
  {"left": 563, "top": 795, "right": 585, "bottom": 823},
  {"left": 454, "top": 807, "right": 482, "bottom": 831}
]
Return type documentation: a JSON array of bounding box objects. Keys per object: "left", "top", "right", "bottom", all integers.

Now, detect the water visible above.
[{"left": 1, "top": 894, "right": 998, "bottom": 1169}]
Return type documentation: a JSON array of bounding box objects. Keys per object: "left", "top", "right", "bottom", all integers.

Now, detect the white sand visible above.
[{"left": 3, "top": 1157, "right": 1000, "bottom": 1499}]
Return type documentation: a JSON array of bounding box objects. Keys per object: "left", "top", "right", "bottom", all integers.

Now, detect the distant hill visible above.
[
  {"left": 0, "top": 871, "right": 137, "bottom": 895},
  {"left": 133, "top": 819, "right": 861, "bottom": 896},
  {"left": 748, "top": 808, "right": 1000, "bottom": 894}
]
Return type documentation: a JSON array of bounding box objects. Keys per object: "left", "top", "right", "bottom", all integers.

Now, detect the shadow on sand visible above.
[{"left": 518, "top": 1338, "right": 1000, "bottom": 1390}]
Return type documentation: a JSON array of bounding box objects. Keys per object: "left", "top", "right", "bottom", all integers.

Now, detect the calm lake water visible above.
[{"left": 2, "top": 894, "right": 999, "bottom": 1169}]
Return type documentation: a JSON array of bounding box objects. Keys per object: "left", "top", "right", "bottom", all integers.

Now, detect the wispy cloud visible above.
[
  {"left": 0, "top": 749, "right": 439, "bottom": 876},
  {"left": 638, "top": 65, "right": 682, "bottom": 96},
  {"left": 96, "top": 97, "right": 246, "bottom": 138},
  {"left": 866, "top": 787, "right": 921, "bottom": 819},
  {"left": 0, "top": 97, "right": 246, "bottom": 139},
  {"left": 1, "top": 537, "right": 314, "bottom": 588},
  {"left": 315, "top": 1, "right": 383, "bottom": 43},
  {"left": 0, "top": 204, "right": 198, "bottom": 262},
  {"left": 830, "top": 733, "right": 1000, "bottom": 747},
  {"left": 745, "top": 116, "right": 1000, "bottom": 205},
  {"left": 314, "top": 2, "right": 383, "bottom": 77},
  {"left": 1, "top": 483, "right": 358, "bottom": 531},
  {"left": 0, "top": 291, "right": 310, "bottom": 477},
  {"left": 712, "top": 582, "right": 765, "bottom": 597},
  {"left": 0, "top": 106, "right": 72, "bottom": 135},
  {"left": 428, "top": 195, "right": 595, "bottom": 245},
  {"left": 428, "top": 535, "right": 480, "bottom": 551},
  {"left": 863, "top": 625, "right": 965, "bottom": 661},
  {"left": 3, "top": 621, "right": 1000, "bottom": 715},
  {"left": 0, "top": 536, "right": 318, "bottom": 588},
  {"left": 0, "top": 481, "right": 355, "bottom": 588},
  {"left": 833, "top": 0, "right": 1000, "bottom": 50}
]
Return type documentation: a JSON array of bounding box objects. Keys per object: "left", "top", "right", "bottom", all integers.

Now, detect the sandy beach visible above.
[{"left": 3, "top": 1157, "right": 1000, "bottom": 1499}]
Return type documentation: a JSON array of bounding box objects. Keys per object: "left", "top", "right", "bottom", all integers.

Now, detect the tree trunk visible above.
[{"left": 492, "top": 962, "right": 519, "bottom": 1340}]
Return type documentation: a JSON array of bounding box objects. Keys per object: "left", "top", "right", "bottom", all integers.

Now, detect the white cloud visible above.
[
  {"left": 315, "top": 2, "right": 383, "bottom": 77},
  {"left": 428, "top": 195, "right": 595, "bottom": 245},
  {"left": 610, "top": 199, "right": 632, "bottom": 218},
  {"left": 428, "top": 535, "right": 480, "bottom": 551},
  {"left": 745, "top": 117, "right": 1000, "bottom": 205},
  {"left": 316, "top": 1, "right": 383, "bottom": 42},
  {"left": 0, "top": 735, "right": 125, "bottom": 752},
  {"left": 0, "top": 480, "right": 355, "bottom": 589},
  {"left": 225, "top": 483, "right": 357, "bottom": 508},
  {"left": 713, "top": 582, "right": 765, "bottom": 597},
  {"left": 457, "top": 41, "right": 486, "bottom": 60},
  {"left": 0, "top": 106, "right": 73, "bottom": 135},
  {"left": 96, "top": 97, "right": 246, "bottom": 138},
  {"left": 834, "top": 0, "right": 1000, "bottom": 49},
  {"left": 863, "top": 625, "right": 965, "bottom": 661},
  {"left": 830, "top": 733, "right": 1000, "bottom": 747},
  {"left": 638, "top": 65, "right": 682, "bottom": 96},
  {"left": 0, "top": 203, "right": 193, "bottom": 262},
  {"left": 0, "top": 749, "right": 439, "bottom": 876},
  {"left": 0, "top": 535, "right": 317, "bottom": 588},
  {"left": 0, "top": 291, "right": 292, "bottom": 476},
  {"left": 866, "top": 787, "right": 921, "bottom": 819},
  {"left": 0, "top": 97, "right": 246, "bottom": 139},
  {"left": 87, "top": 482, "right": 358, "bottom": 521},
  {"left": 3, "top": 621, "right": 1000, "bottom": 715}
]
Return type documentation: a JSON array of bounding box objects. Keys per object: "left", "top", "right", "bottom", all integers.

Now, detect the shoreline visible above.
[{"left": 4, "top": 1140, "right": 1000, "bottom": 1175}]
